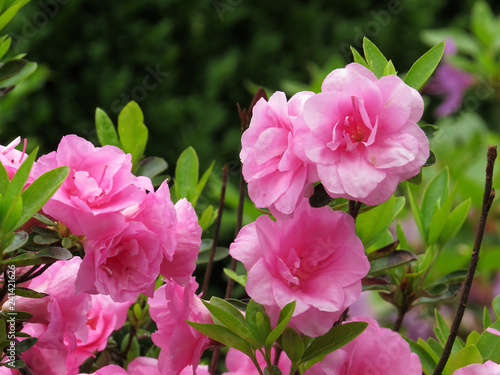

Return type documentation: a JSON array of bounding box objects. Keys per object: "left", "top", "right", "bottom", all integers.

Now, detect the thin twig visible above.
[
  {"left": 433, "top": 145, "right": 497, "bottom": 375},
  {"left": 202, "top": 164, "right": 228, "bottom": 298},
  {"left": 348, "top": 200, "right": 362, "bottom": 220}
]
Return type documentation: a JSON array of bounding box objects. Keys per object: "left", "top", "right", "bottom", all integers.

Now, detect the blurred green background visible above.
[{"left": 1, "top": 0, "right": 499, "bottom": 170}]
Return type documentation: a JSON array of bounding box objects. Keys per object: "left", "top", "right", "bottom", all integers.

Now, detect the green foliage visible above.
[{"left": 404, "top": 41, "right": 445, "bottom": 90}]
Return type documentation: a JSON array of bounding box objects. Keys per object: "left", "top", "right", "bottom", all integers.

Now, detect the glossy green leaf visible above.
[
  {"left": 135, "top": 156, "right": 168, "bottom": 179},
  {"left": 0, "top": 62, "right": 37, "bottom": 88},
  {"left": 483, "top": 307, "right": 492, "bottom": 332},
  {"left": 476, "top": 321, "right": 500, "bottom": 361},
  {"left": 301, "top": 322, "right": 368, "bottom": 363},
  {"left": 439, "top": 198, "right": 471, "bottom": 245},
  {"left": 0, "top": 0, "right": 31, "bottom": 32},
  {"left": 406, "top": 339, "right": 436, "bottom": 375},
  {"left": 191, "top": 161, "right": 215, "bottom": 207},
  {"left": 428, "top": 184, "right": 457, "bottom": 245},
  {"left": 421, "top": 167, "right": 449, "bottom": 237},
  {"left": 417, "top": 337, "right": 440, "bottom": 362},
  {"left": 466, "top": 331, "right": 481, "bottom": 347},
  {"left": 95, "top": 107, "right": 120, "bottom": 147},
  {"left": 404, "top": 42, "right": 445, "bottom": 90},
  {"left": 369, "top": 250, "right": 418, "bottom": 274},
  {"left": 1, "top": 193, "right": 22, "bottom": 235},
  {"left": 367, "top": 240, "right": 399, "bottom": 261},
  {"left": 224, "top": 268, "right": 247, "bottom": 287},
  {"left": 15, "top": 166, "right": 68, "bottom": 230},
  {"left": 421, "top": 124, "right": 440, "bottom": 140},
  {"left": 0, "top": 37, "right": 11, "bottom": 60},
  {"left": 355, "top": 196, "right": 396, "bottom": 248},
  {"left": 407, "top": 185, "right": 425, "bottom": 239},
  {"left": 173, "top": 146, "right": 199, "bottom": 202},
  {"left": 434, "top": 309, "right": 449, "bottom": 346},
  {"left": 117, "top": 101, "right": 148, "bottom": 172},
  {"left": 5, "top": 246, "right": 72, "bottom": 266},
  {"left": 0, "top": 59, "right": 27, "bottom": 82},
  {"left": 225, "top": 298, "right": 248, "bottom": 312},
  {"left": 444, "top": 345, "right": 482, "bottom": 375},
  {"left": 350, "top": 46, "right": 369, "bottom": 68},
  {"left": 282, "top": 327, "right": 304, "bottom": 364},
  {"left": 187, "top": 321, "right": 253, "bottom": 356},
  {"left": 14, "top": 287, "right": 48, "bottom": 299},
  {"left": 424, "top": 151, "right": 437, "bottom": 167},
  {"left": 407, "top": 169, "right": 423, "bottom": 185},
  {"left": 264, "top": 301, "right": 296, "bottom": 350},
  {"left": 382, "top": 60, "right": 397, "bottom": 75},
  {"left": 14, "top": 337, "right": 37, "bottom": 353},
  {"left": 396, "top": 222, "right": 408, "bottom": 249},
  {"left": 0, "top": 162, "right": 9, "bottom": 195},
  {"left": 362, "top": 37, "right": 388, "bottom": 78},
  {"left": 493, "top": 296, "right": 500, "bottom": 321},
  {"left": 33, "top": 213, "right": 57, "bottom": 227},
  {"left": 246, "top": 300, "right": 271, "bottom": 345},
  {"left": 3, "top": 231, "right": 27, "bottom": 253},
  {"left": 470, "top": 1, "right": 495, "bottom": 45},
  {"left": 199, "top": 205, "right": 216, "bottom": 231}
]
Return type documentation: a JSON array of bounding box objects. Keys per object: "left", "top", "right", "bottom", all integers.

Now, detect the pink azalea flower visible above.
[
  {"left": 305, "top": 317, "right": 421, "bottom": 374},
  {"left": 0, "top": 137, "right": 28, "bottom": 180},
  {"left": 223, "top": 347, "right": 291, "bottom": 375},
  {"left": 127, "top": 357, "right": 161, "bottom": 375},
  {"left": 66, "top": 295, "right": 131, "bottom": 370},
  {"left": 75, "top": 181, "right": 182, "bottom": 302},
  {"left": 229, "top": 199, "right": 370, "bottom": 336},
  {"left": 33, "top": 135, "right": 151, "bottom": 235},
  {"left": 149, "top": 278, "right": 213, "bottom": 375},
  {"left": 80, "top": 365, "right": 128, "bottom": 375},
  {"left": 241, "top": 91, "right": 317, "bottom": 216},
  {"left": 453, "top": 361, "right": 500, "bottom": 375},
  {"left": 160, "top": 198, "right": 202, "bottom": 285},
  {"left": 303, "top": 63, "right": 429, "bottom": 205}
]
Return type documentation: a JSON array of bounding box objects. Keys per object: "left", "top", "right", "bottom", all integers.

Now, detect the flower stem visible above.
[{"left": 433, "top": 145, "right": 497, "bottom": 375}]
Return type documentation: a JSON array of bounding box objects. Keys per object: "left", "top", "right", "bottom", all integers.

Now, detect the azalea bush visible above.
[{"left": 1, "top": 2, "right": 500, "bottom": 375}]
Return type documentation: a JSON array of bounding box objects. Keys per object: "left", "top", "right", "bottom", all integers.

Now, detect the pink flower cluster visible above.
[
  {"left": 30, "top": 135, "right": 202, "bottom": 303},
  {"left": 230, "top": 199, "right": 370, "bottom": 337},
  {"left": 241, "top": 63, "right": 429, "bottom": 213}
]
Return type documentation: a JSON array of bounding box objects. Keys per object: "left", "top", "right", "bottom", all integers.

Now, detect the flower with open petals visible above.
[
  {"left": 453, "top": 361, "right": 500, "bottom": 375},
  {"left": 303, "top": 63, "right": 429, "bottom": 205},
  {"left": 241, "top": 91, "right": 317, "bottom": 216},
  {"left": 149, "top": 278, "right": 213, "bottom": 375},
  {"left": 305, "top": 317, "right": 421, "bottom": 374},
  {"left": 230, "top": 199, "right": 369, "bottom": 336}
]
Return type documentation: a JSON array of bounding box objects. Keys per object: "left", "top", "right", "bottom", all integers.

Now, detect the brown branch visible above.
[
  {"left": 201, "top": 164, "right": 229, "bottom": 298},
  {"left": 348, "top": 200, "right": 362, "bottom": 221},
  {"left": 433, "top": 145, "right": 497, "bottom": 375}
]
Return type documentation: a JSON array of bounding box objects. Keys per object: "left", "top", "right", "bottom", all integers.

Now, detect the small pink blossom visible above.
[
  {"left": 149, "top": 278, "right": 213, "bottom": 375},
  {"left": 230, "top": 199, "right": 369, "bottom": 336},
  {"left": 303, "top": 63, "right": 429, "bottom": 205},
  {"left": 305, "top": 317, "right": 421, "bottom": 374},
  {"left": 223, "top": 347, "right": 291, "bottom": 375},
  {"left": 453, "top": 361, "right": 500, "bottom": 375},
  {"left": 241, "top": 91, "right": 317, "bottom": 216},
  {"left": 0, "top": 137, "right": 28, "bottom": 180},
  {"left": 33, "top": 135, "right": 151, "bottom": 235}
]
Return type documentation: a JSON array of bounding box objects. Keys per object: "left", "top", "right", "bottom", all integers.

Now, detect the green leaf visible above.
[
  {"left": 246, "top": 300, "right": 271, "bottom": 345},
  {"left": 369, "top": 250, "right": 418, "bottom": 274},
  {"left": 417, "top": 337, "right": 441, "bottom": 362},
  {"left": 186, "top": 321, "right": 253, "bottom": 356},
  {"left": 439, "top": 198, "right": 471, "bottom": 245},
  {"left": 117, "top": 101, "right": 148, "bottom": 172},
  {"left": 281, "top": 327, "right": 304, "bottom": 364},
  {"left": 15, "top": 337, "right": 37, "bottom": 353},
  {"left": 3, "top": 231, "right": 28, "bottom": 253},
  {"left": 15, "top": 166, "right": 69, "bottom": 230},
  {"left": 301, "top": 322, "right": 368, "bottom": 363},
  {"left": 356, "top": 196, "right": 401, "bottom": 248},
  {"left": 428, "top": 184, "right": 457, "bottom": 245},
  {"left": 199, "top": 205, "right": 215, "bottom": 231},
  {"left": 421, "top": 167, "right": 449, "bottom": 237},
  {"left": 404, "top": 42, "right": 445, "bottom": 90},
  {"left": 407, "top": 185, "right": 425, "bottom": 240},
  {"left": 173, "top": 146, "right": 199, "bottom": 202},
  {"left": 0, "top": 59, "right": 27, "bottom": 82},
  {"left": 350, "top": 46, "right": 369, "bottom": 68},
  {"left": 0, "top": 62, "right": 37, "bottom": 89},
  {"left": 493, "top": 296, "right": 500, "bottom": 321},
  {"left": 225, "top": 298, "right": 248, "bottom": 312},
  {"left": 406, "top": 339, "right": 437, "bottom": 375},
  {"left": 14, "top": 287, "right": 48, "bottom": 299},
  {"left": 421, "top": 124, "right": 440, "bottom": 140},
  {"left": 444, "top": 345, "right": 482, "bottom": 374},
  {"left": 5, "top": 247, "right": 72, "bottom": 266},
  {"left": 407, "top": 169, "right": 423, "bottom": 185},
  {"left": 95, "top": 108, "right": 120, "bottom": 147},
  {"left": 476, "top": 321, "right": 500, "bottom": 361},
  {"left": 362, "top": 37, "right": 388, "bottom": 78},
  {"left": 0, "top": 0, "right": 31, "bottom": 32},
  {"left": 264, "top": 301, "right": 296, "bottom": 350},
  {"left": 484, "top": 307, "right": 492, "bottom": 332},
  {"left": 203, "top": 298, "right": 260, "bottom": 348},
  {"left": 1, "top": 310, "right": 33, "bottom": 320},
  {"left": 424, "top": 151, "right": 436, "bottom": 167},
  {"left": 434, "top": 309, "right": 449, "bottom": 346},
  {"left": 367, "top": 240, "right": 399, "bottom": 261},
  {"left": 195, "top": 239, "right": 229, "bottom": 265},
  {"left": 135, "top": 157, "right": 168, "bottom": 179},
  {"left": 466, "top": 331, "right": 481, "bottom": 347},
  {"left": 0, "top": 161, "right": 9, "bottom": 195},
  {"left": 224, "top": 268, "right": 247, "bottom": 287},
  {"left": 382, "top": 60, "right": 397, "bottom": 76},
  {"left": 191, "top": 161, "right": 215, "bottom": 207},
  {"left": 396, "top": 222, "right": 408, "bottom": 249},
  {"left": 471, "top": 1, "right": 495, "bottom": 46},
  {"left": 0, "top": 360, "right": 25, "bottom": 369},
  {"left": 0, "top": 36, "right": 11, "bottom": 60},
  {"left": 33, "top": 213, "right": 57, "bottom": 227}
]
